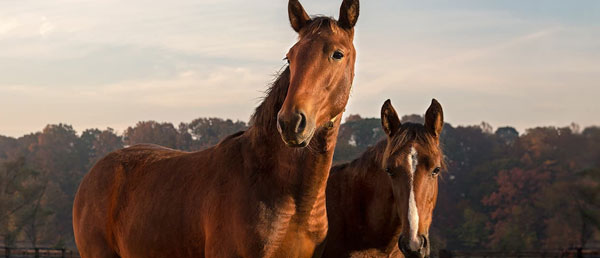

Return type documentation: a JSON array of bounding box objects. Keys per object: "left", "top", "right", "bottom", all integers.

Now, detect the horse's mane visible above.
[{"left": 248, "top": 66, "right": 290, "bottom": 137}]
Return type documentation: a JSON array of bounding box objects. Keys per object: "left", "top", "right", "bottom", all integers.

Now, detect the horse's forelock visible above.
[
  {"left": 300, "top": 16, "right": 342, "bottom": 37},
  {"left": 387, "top": 123, "right": 444, "bottom": 168}
]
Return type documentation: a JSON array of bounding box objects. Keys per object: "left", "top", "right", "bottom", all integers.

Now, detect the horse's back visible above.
[{"left": 73, "top": 144, "right": 200, "bottom": 258}]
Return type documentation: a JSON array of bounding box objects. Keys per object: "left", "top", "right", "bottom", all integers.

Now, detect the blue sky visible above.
[{"left": 0, "top": 0, "right": 598, "bottom": 137}]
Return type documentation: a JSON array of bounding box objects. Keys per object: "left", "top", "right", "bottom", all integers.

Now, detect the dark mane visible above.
[{"left": 248, "top": 66, "right": 290, "bottom": 136}]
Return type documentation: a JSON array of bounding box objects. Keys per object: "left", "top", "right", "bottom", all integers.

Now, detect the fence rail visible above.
[
  {"left": 440, "top": 249, "right": 600, "bottom": 258},
  {"left": 0, "top": 247, "right": 79, "bottom": 258}
]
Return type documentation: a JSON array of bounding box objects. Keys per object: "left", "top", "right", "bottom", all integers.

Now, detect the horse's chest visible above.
[
  {"left": 305, "top": 194, "right": 328, "bottom": 241},
  {"left": 255, "top": 197, "right": 328, "bottom": 257}
]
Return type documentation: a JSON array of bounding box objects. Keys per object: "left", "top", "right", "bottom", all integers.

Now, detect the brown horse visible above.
[
  {"left": 322, "top": 99, "right": 444, "bottom": 258},
  {"left": 72, "top": 0, "right": 359, "bottom": 257}
]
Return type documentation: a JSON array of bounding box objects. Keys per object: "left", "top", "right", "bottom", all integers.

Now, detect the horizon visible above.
[
  {"left": 1, "top": 111, "right": 592, "bottom": 139},
  {"left": 1, "top": 0, "right": 599, "bottom": 137}
]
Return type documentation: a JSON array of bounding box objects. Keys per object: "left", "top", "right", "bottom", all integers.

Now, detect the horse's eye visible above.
[
  {"left": 432, "top": 167, "right": 441, "bottom": 176},
  {"left": 332, "top": 51, "right": 344, "bottom": 60},
  {"left": 284, "top": 57, "right": 290, "bottom": 64},
  {"left": 385, "top": 167, "right": 394, "bottom": 177}
]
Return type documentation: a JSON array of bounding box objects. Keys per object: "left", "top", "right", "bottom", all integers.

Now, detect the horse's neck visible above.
[
  {"left": 249, "top": 118, "right": 341, "bottom": 201},
  {"left": 244, "top": 67, "right": 341, "bottom": 216}
]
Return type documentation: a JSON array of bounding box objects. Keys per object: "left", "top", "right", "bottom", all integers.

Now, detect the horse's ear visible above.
[
  {"left": 381, "top": 99, "right": 401, "bottom": 137},
  {"left": 289, "top": 0, "right": 311, "bottom": 33},
  {"left": 338, "top": 0, "right": 359, "bottom": 30},
  {"left": 425, "top": 99, "right": 444, "bottom": 139}
]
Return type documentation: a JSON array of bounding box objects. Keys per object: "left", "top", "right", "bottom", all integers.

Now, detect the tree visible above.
[
  {"left": 0, "top": 115, "right": 599, "bottom": 250},
  {"left": 79, "top": 128, "right": 123, "bottom": 167},
  {"left": 333, "top": 117, "right": 384, "bottom": 163},
  {"left": 495, "top": 127, "right": 519, "bottom": 146},
  {"left": 19, "top": 181, "right": 52, "bottom": 248},
  {"left": 0, "top": 157, "right": 43, "bottom": 246},
  {"left": 483, "top": 168, "right": 551, "bottom": 250},
  {"left": 181, "top": 118, "right": 247, "bottom": 150},
  {"left": 124, "top": 121, "right": 180, "bottom": 149},
  {"left": 27, "top": 124, "right": 84, "bottom": 247},
  {"left": 401, "top": 114, "right": 424, "bottom": 124},
  {"left": 345, "top": 114, "right": 362, "bottom": 122},
  {"left": 434, "top": 124, "right": 513, "bottom": 250},
  {"left": 455, "top": 208, "right": 490, "bottom": 249},
  {"left": 539, "top": 168, "right": 600, "bottom": 249}
]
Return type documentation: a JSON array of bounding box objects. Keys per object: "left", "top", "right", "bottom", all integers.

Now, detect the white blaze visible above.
[{"left": 407, "top": 146, "right": 420, "bottom": 251}]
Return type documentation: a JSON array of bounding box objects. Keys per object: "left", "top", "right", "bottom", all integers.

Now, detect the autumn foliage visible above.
[{"left": 0, "top": 116, "right": 598, "bottom": 251}]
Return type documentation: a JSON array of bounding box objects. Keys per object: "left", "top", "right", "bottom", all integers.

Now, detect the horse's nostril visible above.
[
  {"left": 278, "top": 111, "right": 307, "bottom": 138},
  {"left": 295, "top": 112, "right": 306, "bottom": 134},
  {"left": 277, "top": 116, "right": 286, "bottom": 133},
  {"left": 420, "top": 235, "right": 427, "bottom": 249},
  {"left": 398, "top": 236, "right": 408, "bottom": 252}
]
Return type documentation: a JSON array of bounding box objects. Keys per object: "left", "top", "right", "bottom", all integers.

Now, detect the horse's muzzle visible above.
[
  {"left": 399, "top": 235, "right": 430, "bottom": 258},
  {"left": 277, "top": 110, "right": 314, "bottom": 147}
]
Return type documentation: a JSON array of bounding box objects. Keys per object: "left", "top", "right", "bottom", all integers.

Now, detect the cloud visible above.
[
  {"left": 346, "top": 9, "right": 599, "bottom": 131},
  {"left": 0, "top": 18, "right": 19, "bottom": 35},
  {"left": 38, "top": 16, "right": 55, "bottom": 37},
  {"left": 0, "top": 0, "right": 598, "bottom": 137},
  {"left": 96, "top": 66, "right": 270, "bottom": 108},
  {"left": 0, "top": 63, "right": 281, "bottom": 136}
]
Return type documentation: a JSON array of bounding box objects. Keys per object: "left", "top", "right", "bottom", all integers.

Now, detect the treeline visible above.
[{"left": 0, "top": 115, "right": 599, "bottom": 251}]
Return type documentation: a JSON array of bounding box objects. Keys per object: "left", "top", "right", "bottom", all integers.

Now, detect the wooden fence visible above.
[
  {"left": 440, "top": 249, "right": 600, "bottom": 258},
  {"left": 0, "top": 247, "right": 79, "bottom": 258}
]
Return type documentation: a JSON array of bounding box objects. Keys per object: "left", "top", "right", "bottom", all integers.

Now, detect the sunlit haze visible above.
[{"left": 1, "top": 0, "right": 598, "bottom": 137}]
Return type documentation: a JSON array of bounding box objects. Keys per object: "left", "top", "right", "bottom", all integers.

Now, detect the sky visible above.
[{"left": 0, "top": 0, "right": 599, "bottom": 137}]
